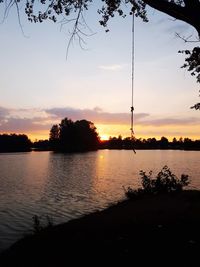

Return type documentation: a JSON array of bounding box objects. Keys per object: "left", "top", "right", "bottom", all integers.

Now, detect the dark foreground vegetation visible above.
[{"left": 1, "top": 167, "right": 200, "bottom": 266}]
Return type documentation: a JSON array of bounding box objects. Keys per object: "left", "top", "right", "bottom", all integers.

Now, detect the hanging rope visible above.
[{"left": 130, "top": 12, "right": 136, "bottom": 154}]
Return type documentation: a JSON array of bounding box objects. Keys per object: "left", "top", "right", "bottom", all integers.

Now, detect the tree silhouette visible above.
[
  {"left": 100, "top": 136, "right": 200, "bottom": 150},
  {"left": 0, "top": 134, "right": 32, "bottom": 152},
  {"left": 49, "top": 117, "right": 100, "bottom": 152},
  {"left": 159, "top": 136, "right": 169, "bottom": 149},
  {"left": 49, "top": 124, "right": 59, "bottom": 141},
  {"left": 59, "top": 118, "right": 75, "bottom": 151},
  {"left": 8, "top": 1, "right": 199, "bottom": 36},
  {"left": 74, "top": 120, "right": 99, "bottom": 151},
  {"left": 0, "top": 1, "right": 197, "bottom": 35},
  {"left": 49, "top": 124, "right": 60, "bottom": 150}
]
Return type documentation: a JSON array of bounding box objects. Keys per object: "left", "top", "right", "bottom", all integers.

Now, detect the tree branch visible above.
[
  {"left": 143, "top": 0, "right": 200, "bottom": 37},
  {"left": 143, "top": 0, "right": 187, "bottom": 21},
  {"left": 184, "top": 0, "right": 200, "bottom": 8}
]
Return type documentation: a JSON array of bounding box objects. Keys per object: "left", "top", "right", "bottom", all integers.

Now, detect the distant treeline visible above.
[
  {"left": 33, "top": 135, "right": 200, "bottom": 151},
  {"left": 100, "top": 136, "right": 200, "bottom": 151},
  {"left": 0, "top": 134, "right": 32, "bottom": 152}
]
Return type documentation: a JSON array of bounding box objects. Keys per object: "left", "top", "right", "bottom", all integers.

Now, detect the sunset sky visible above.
[{"left": 0, "top": 3, "right": 199, "bottom": 141}]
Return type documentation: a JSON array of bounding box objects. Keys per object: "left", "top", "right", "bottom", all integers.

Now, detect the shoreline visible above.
[
  {"left": 1, "top": 190, "right": 200, "bottom": 265},
  {"left": 1, "top": 148, "right": 200, "bottom": 153}
]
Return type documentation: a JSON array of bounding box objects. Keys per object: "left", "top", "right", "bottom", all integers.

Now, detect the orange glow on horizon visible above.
[
  {"left": 96, "top": 124, "right": 200, "bottom": 142},
  {"left": 27, "top": 132, "right": 50, "bottom": 142},
  {"left": 1, "top": 123, "right": 199, "bottom": 142}
]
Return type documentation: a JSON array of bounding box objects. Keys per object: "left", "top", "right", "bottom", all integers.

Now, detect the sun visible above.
[{"left": 100, "top": 134, "right": 109, "bottom": 141}]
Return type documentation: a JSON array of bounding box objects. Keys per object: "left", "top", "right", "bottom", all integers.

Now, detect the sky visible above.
[{"left": 0, "top": 2, "right": 199, "bottom": 141}]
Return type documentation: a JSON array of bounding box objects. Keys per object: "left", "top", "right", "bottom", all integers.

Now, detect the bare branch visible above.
[
  {"left": 66, "top": 5, "right": 82, "bottom": 59},
  {"left": 175, "top": 32, "right": 200, "bottom": 43},
  {"left": 14, "top": 0, "right": 28, "bottom": 37},
  {"left": 1, "top": 0, "right": 15, "bottom": 23}
]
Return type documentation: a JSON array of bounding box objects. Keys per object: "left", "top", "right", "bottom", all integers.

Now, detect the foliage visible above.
[
  {"left": 125, "top": 166, "right": 190, "bottom": 199},
  {"left": 191, "top": 103, "right": 200, "bottom": 110},
  {"left": 32, "top": 215, "right": 53, "bottom": 234},
  {"left": 49, "top": 117, "right": 100, "bottom": 152},
  {"left": 1, "top": 1, "right": 199, "bottom": 35},
  {"left": 179, "top": 47, "right": 200, "bottom": 83},
  {"left": 1, "top": 1, "right": 199, "bottom": 32},
  {"left": 98, "top": 0, "right": 147, "bottom": 29},
  {"left": 23, "top": 0, "right": 148, "bottom": 25},
  {"left": 179, "top": 47, "right": 200, "bottom": 108}
]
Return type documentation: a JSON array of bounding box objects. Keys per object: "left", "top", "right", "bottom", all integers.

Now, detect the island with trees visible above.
[{"left": 49, "top": 117, "right": 100, "bottom": 152}]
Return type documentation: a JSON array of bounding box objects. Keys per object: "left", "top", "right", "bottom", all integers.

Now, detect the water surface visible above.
[{"left": 0, "top": 150, "right": 199, "bottom": 251}]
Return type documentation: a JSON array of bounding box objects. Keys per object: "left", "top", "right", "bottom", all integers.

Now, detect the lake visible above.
[{"left": 0, "top": 150, "right": 199, "bottom": 251}]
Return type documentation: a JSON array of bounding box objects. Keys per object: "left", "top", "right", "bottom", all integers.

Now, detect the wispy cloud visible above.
[
  {"left": 138, "top": 117, "right": 200, "bottom": 127},
  {"left": 0, "top": 106, "right": 149, "bottom": 133},
  {"left": 45, "top": 107, "right": 149, "bottom": 124},
  {"left": 165, "top": 23, "right": 190, "bottom": 35},
  {"left": 0, "top": 118, "right": 51, "bottom": 132},
  {"left": 0, "top": 107, "right": 9, "bottom": 119},
  {"left": 0, "top": 107, "right": 53, "bottom": 133},
  {"left": 98, "top": 64, "right": 124, "bottom": 71}
]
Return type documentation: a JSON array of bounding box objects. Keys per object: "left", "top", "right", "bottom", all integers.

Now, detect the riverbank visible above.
[{"left": 1, "top": 190, "right": 200, "bottom": 266}]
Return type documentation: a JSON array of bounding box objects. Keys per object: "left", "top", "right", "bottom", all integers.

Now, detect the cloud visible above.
[
  {"left": 98, "top": 64, "right": 124, "bottom": 71},
  {"left": 0, "top": 118, "right": 51, "bottom": 132},
  {"left": 0, "top": 107, "right": 10, "bottom": 119},
  {"left": 165, "top": 23, "right": 190, "bottom": 34},
  {"left": 45, "top": 107, "right": 200, "bottom": 127},
  {"left": 137, "top": 117, "right": 200, "bottom": 127},
  {"left": 0, "top": 106, "right": 53, "bottom": 133},
  {"left": 45, "top": 107, "right": 149, "bottom": 125},
  {"left": 0, "top": 106, "right": 199, "bottom": 136}
]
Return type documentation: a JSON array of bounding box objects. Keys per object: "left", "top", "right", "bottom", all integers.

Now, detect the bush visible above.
[
  {"left": 32, "top": 215, "right": 53, "bottom": 234},
  {"left": 125, "top": 166, "right": 190, "bottom": 199}
]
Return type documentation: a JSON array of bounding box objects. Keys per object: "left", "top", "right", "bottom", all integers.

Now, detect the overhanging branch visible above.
[{"left": 143, "top": 0, "right": 200, "bottom": 36}]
